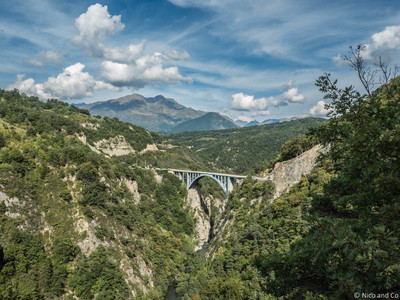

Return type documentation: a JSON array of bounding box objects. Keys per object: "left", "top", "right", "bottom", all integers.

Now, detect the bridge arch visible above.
[{"left": 187, "top": 173, "right": 229, "bottom": 195}]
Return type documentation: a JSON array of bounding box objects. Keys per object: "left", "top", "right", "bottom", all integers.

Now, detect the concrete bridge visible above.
[{"left": 144, "top": 167, "right": 270, "bottom": 195}]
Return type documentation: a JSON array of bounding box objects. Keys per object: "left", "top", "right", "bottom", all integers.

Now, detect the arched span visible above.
[{"left": 187, "top": 173, "right": 228, "bottom": 195}]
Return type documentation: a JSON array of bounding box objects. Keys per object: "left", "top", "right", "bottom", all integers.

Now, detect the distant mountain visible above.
[
  {"left": 241, "top": 118, "right": 295, "bottom": 127},
  {"left": 234, "top": 119, "right": 249, "bottom": 127},
  {"left": 84, "top": 94, "right": 205, "bottom": 132},
  {"left": 244, "top": 120, "right": 261, "bottom": 127},
  {"left": 261, "top": 118, "right": 280, "bottom": 124},
  {"left": 170, "top": 112, "right": 238, "bottom": 133}
]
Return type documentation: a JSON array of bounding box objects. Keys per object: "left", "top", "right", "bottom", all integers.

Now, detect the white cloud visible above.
[
  {"left": 230, "top": 92, "right": 279, "bottom": 114},
  {"left": 309, "top": 100, "right": 331, "bottom": 116},
  {"left": 7, "top": 63, "right": 116, "bottom": 99},
  {"left": 332, "top": 53, "right": 346, "bottom": 66},
  {"left": 237, "top": 115, "right": 253, "bottom": 122},
  {"left": 29, "top": 59, "right": 44, "bottom": 68},
  {"left": 360, "top": 25, "right": 400, "bottom": 63},
  {"left": 252, "top": 110, "right": 270, "bottom": 117},
  {"left": 282, "top": 87, "right": 305, "bottom": 103},
  {"left": 103, "top": 42, "right": 145, "bottom": 64},
  {"left": 29, "top": 50, "right": 65, "bottom": 67},
  {"left": 230, "top": 82, "right": 305, "bottom": 114},
  {"left": 72, "top": 4, "right": 191, "bottom": 89},
  {"left": 101, "top": 54, "right": 192, "bottom": 88},
  {"left": 162, "top": 50, "right": 190, "bottom": 60},
  {"left": 73, "top": 3, "right": 125, "bottom": 57}
]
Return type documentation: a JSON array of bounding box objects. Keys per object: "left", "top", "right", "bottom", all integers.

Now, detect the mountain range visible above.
[
  {"left": 83, "top": 93, "right": 298, "bottom": 133},
  {"left": 84, "top": 94, "right": 205, "bottom": 133},
  {"left": 170, "top": 112, "right": 237, "bottom": 133}
]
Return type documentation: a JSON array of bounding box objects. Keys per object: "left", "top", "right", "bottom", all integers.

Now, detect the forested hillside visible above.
[
  {"left": 168, "top": 117, "right": 326, "bottom": 174},
  {"left": 0, "top": 89, "right": 205, "bottom": 298}
]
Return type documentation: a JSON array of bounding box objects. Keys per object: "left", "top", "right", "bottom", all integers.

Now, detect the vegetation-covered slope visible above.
[
  {"left": 0, "top": 89, "right": 203, "bottom": 299},
  {"left": 168, "top": 117, "right": 326, "bottom": 174}
]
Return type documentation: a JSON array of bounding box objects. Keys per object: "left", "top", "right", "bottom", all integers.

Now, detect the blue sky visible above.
[{"left": 2, "top": 0, "right": 400, "bottom": 121}]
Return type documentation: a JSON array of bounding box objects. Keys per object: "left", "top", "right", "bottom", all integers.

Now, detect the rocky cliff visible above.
[{"left": 268, "top": 144, "right": 326, "bottom": 198}]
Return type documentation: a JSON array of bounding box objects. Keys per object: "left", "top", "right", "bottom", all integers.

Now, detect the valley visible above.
[
  {"left": 1, "top": 74, "right": 400, "bottom": 299},
  {"left": 2, "top": 0, "right": 400, "bottom": 299}
]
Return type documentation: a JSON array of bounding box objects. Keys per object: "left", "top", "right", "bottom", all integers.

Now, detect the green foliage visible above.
[
  {"left": 255, "top": 74, "right": 400, "bottom": 298},
  {"left": 52, "top": 237, "right": 80, "bottom": 263},
  {"left": 278, "top": 134, "right": 318, "bottom": 162},
  {"left": 0, "top": 89, "right": 201, "bottom": 298},
  {"left": 0, "top": 222, "right": 81, "bottom": 298},
  {"left": 69, "top": 246, "right": 130, "bottom": 299}
]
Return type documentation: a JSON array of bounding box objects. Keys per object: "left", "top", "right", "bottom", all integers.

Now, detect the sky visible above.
[{"left": 1, "top": 0, "right": 400, "bottom": 122}]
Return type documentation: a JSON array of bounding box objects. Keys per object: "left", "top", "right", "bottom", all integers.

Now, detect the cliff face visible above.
[
  {"left": 269, "top": 144, "right": 326, "bottom": 198},
  {"left": 186, "top": 187, "right": 211, "bottom": 250}
]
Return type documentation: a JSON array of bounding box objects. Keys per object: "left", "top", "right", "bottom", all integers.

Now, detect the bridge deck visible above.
[{"left": 145, "top": 167, "right": 270, "bottom": 181}]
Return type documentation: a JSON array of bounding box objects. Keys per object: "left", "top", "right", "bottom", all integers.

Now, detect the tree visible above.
[{"left": 257, "top": 47, "right": 400, "bottom": 298}]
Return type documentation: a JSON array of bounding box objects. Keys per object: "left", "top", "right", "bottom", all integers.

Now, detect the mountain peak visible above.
[{"left": 84, "top": 93, "right": 205, "bottom": 132}]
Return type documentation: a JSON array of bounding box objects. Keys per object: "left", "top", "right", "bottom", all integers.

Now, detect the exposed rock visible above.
[
  {"left": 94, "top": 135, "right": 135, "bottom": 156},
  {"left": 269, "top": 144, "right": 326, "bottom": 198},
  {"left": 186, "top": 186, "right": 211, "bottom": 251},
  {"left": 76, "top": 134, "right": 101, "bottom": 154},
  {"left": 74, "top": 212, "right": 106, "bottom": 256},
  {"left": 81, "top": 122, "right": 100, "bottom": 130},
  {"left": 120, "top": 255, "right": 154, "bottom": 296},
  {"left": 40, "top": 211, "right": 55, "bottom": 237},
  {"left": 0, "top": 191, "right": 22, "bottom": 207},
  {"left": 139, "top": 144, "right": 158, "bottom": 154},
  {"left": 0, "top": 191, "right": 24, "bottom": 218},
  {"left": 120, "top": 178, "right": 141, "bottom": 204}
]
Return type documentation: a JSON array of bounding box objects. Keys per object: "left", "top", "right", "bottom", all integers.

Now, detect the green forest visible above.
[
  {"left": 0, "top": 63, "right": 400, "bottom": 299},
  {"left": 168, "top": 117, "right": 326, "bottom": 174}
]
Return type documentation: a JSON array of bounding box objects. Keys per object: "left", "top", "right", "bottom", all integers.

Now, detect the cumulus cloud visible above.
[
  {"left": 363, "top": 25, "right": 400, "bottom": 62},
  {"left": 333, "top": 25, "right": 400, "bottom": 65},
  {"left": 7, "top": 63, "right": 116, "bottom": 99},
  {"left": 230, "top": 83, "right": 304, "bottom": 114},
  {"left": 101, "top": 59, "right": 192, "bottom": 88},
  {"left": 230, "top": 93, "right": 280, "bottom": 114},
  {"left": 29, "top": 50, "right": 65, "bottom": 67},
  {"left": 309, "top": 100, "right": 331, "bottom": 116},
  {"left": 72, "top": 3, "right": 191, "bottom": 89},
  {"left": 282, "top": 87, "right": 305, "bottom": 103},
  {"left": 73, "top": 3, "right": 125, "bottom": 57}
]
